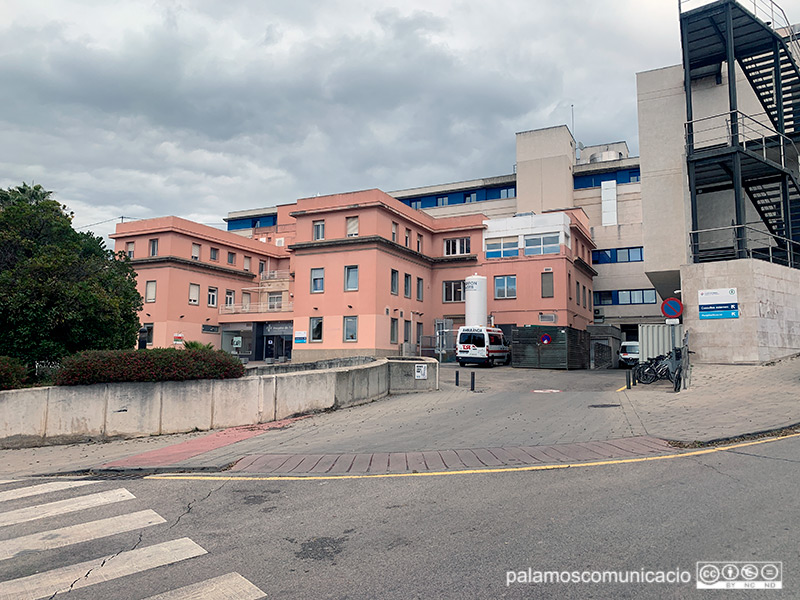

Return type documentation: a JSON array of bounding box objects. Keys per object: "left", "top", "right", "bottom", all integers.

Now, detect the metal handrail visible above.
[
  {"left": 679, "top": 0, "right": 800, "bottom": 67},
  {"left": 689, "top": 224, "right": 799, "bottom": 267},
  {"left": 685, "top": 110, "right": 800, "bottom": 169},
  {"left": 260, "top": 270, "right": 292, "bottom": 281}
]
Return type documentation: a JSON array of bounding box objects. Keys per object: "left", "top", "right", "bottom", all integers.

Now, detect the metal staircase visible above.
[{"left": 681, "top": 0, "right": 800, "bottom": 265}]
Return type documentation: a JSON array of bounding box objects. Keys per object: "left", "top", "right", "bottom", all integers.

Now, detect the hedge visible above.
[
  {"left": 54, "top": 348, "right": 245, "bottom": 386},
  {"left": 0, "top": 356, "right": 27, "bottom": 390}
]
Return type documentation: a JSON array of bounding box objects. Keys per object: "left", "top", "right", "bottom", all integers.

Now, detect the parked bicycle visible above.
[{"left": 634, "top": 349, "right": 681, "bottom": 385}]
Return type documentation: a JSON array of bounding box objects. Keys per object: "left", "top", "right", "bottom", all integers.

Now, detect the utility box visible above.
[
  {"left": 638, "top": 323, "right": 684, "bottom": 361},
  {"left": 511, "top": 326, "right": 590, "bottom": 369}
]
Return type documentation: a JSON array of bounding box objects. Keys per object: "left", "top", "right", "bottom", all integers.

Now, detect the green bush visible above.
[
  {"left": 0, "top": 356, "right": 27, "bottom": 390},
  {"left": 54, "top": 348, "right": 245, "bottom": 386}
]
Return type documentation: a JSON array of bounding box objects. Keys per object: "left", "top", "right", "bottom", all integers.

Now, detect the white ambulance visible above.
[{"left": 456, "top": 326, "right": 511, "bottom": 367}]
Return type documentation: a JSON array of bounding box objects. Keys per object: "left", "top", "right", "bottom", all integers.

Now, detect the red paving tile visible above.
[
  {"left": 406, "top": 452, "right": 427, "bottom": 472},
  {"left": 486, "top": 447, "right": 527, "bottom": 465},
  {"left": 291, "top": 454, "right": 324, "bottom": 473},
  {"left": 271, "top": 455, "right": 307, "bottom": 473},
  {"left": 101, "top": 417, "right": 308, "bottom": 468},
  {"left": 421, "top": 451, "right": 446, "bottom": 471},
  {"left": 548, "top": 444, "right": 603, "bottom": 462},
  {"left": 438, "top": 450, "right": 465, "bottom": 469},
  {"left": 324, "top": 454, "right": 354, "bottom": 473},
  {"left": 501, "top": 446, "right": 540, "bottom": 464},
  {"left": 453, "top": 449, "right": 484, "bottom": 468},
  {"left": 309, "top": 455, "right": 340, "bottom": 474},
  {"left": 239, "top": 454, "right": 293, "bottom": 473},
  {"left": 388, "top": 453, "right": 408, "bottom": 473},
  {"left": 471, "top": 448, "right": 505, "bottom": 466},
  {"left": 369, "top": 453, "right": 391, "bottom": 473},
  {"left": 350, "top": 453, "right": 373, "bottom": 473}
]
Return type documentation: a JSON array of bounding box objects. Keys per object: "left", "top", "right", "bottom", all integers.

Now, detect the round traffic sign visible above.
[
  {"left": 540, "top": 334, "right": 552, "bottom": 345},
  {"left": 661, "top": 297, "right": 683, "bottom": 318}
]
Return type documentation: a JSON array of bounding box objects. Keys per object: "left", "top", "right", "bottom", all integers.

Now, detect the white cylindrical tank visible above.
[{"left": 464, "top": 274, "right": 487, "bottom": 327}]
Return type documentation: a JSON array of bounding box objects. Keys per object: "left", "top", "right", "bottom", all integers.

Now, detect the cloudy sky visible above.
[{"left": 1, "top": 0, "right": 685, "bottom": 242}]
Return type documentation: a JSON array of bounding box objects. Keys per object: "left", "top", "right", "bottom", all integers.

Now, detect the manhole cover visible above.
[{"left": 588, "top": 404, "right": 621, "bottom": 409}]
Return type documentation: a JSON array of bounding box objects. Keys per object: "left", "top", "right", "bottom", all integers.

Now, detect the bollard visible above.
[
  {"left": 470, "top": 371, "right": 475, "bottom": 392},
  {"left": 455, "top": 370, "right": 459, "bottom": 387},
  {"left": 625, "top": 370, "right": 631, "bottom": 389},
  {"left": 632, "top": 368, "right": 637, "bottom": 386}
]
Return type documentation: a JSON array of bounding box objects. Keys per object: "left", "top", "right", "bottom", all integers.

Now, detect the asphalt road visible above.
[{"left": 1, "top": 432, "right": 797, "bottom": 599}]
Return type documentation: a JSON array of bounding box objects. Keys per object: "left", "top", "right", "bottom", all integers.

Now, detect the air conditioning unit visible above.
[
  {"left": 594, "top": 308, "right": 604, "bottom": 317},
  {"left": 543, "top": 267, "right": 553, "bottom": 272},
  {"left": 539, "top": 313, "right": 557, "bottom": 323},
  {"left": 276, "top": 238, "right": 285, "bottom": 247}
]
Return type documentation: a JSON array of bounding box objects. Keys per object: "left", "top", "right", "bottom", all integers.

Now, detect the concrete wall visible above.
[
  {"left": 0, "top": 357, "right": 439, "bottom": 448},
  {"left": 681, "top": 259, "right": 800, "bottom": 363}
]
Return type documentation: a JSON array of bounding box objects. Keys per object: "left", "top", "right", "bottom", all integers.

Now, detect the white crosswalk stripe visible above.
[
  {"left": 143, "top": 572, "right": 266, "bottom": 599},
  {"left": 0, "top": 481, "right": 18, "bottom": 486},
  {"left": 0, "top": 480, "right": 99, "bottom": 504},
  {"left": 0, "top": 509, "right": 166, "bottom": 561},
  {"left": 0, "top": 488, "right": 134, "bottom": 528},
  {"left": 0, "top": 480, "right": 266, "bottom": 599},
  {"left": 0, "top": 537, "right": 207, "bottom": 600}
]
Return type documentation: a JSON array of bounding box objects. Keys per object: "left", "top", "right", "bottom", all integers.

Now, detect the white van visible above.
[{"left": 456, "top": 326, "right": 511, "bottom": 367}]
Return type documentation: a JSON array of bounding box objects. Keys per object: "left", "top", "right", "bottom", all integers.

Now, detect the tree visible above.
[{"left": 0, "top": 183, "right": 143, "bottom": 369}]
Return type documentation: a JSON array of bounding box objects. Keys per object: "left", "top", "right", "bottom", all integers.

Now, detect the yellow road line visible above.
[
  {"left": 615, "top": 385, "right": 628, "bottom": 392},
  {"left": 146, "top": 431, "right": 800, "bottom": 483}
]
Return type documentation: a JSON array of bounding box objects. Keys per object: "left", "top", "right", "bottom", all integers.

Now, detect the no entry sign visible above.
[{"left": 661, "top": 297, "right": 683, "bottom": 318}]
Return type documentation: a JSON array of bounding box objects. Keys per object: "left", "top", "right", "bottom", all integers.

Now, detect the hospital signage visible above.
[{"left": 698, "top": 288, "right": 739, "bottom": 320}]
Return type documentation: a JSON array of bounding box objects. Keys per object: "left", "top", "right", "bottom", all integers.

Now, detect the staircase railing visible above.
[
  {"left": 679, "top": 0, "right": 800, "bottom": 61},
  {"left": 689, "top": 224, "right": 799, "bottom": 267},
  {"left": 686, "top": 110, "right": 800, "bottom": 170}
]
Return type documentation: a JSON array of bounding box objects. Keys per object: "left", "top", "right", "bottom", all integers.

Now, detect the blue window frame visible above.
[
  {"left": 592, "top": 247, "right": 644, "bottom": 264},
  {"left": 594, "top": 289, "right": 657, "bottom": 305},
  {"left": 486, "top": 237, "right": 519, "bottom": 258}
]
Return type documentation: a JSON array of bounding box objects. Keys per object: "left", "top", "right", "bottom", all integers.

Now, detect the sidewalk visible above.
[
  {"left": 1, "top": 357, "right": 797, "bottom": 478},
  {"left": 622, "top": 355, "right": 800, "bottom": 443}
]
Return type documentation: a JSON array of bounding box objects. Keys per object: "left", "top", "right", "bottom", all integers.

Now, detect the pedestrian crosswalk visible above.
[{"left": 0, "top": 479, "right": 265, "bottom": 600}]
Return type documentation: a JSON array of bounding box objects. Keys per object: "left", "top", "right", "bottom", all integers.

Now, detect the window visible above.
[
  {"left": 416, "top": 322, "right": 423, "bottom": 344},
  {"left": 208, "top": 287, "right": 218, "bottom": 307},
  {"left": 486, "top": 237, "right": 518, "bottom": 258},
  {"left": 311, "top": 268, "right": 324, "bottom": 293},
  {"left": 495, "top": 275, "right": 517, "bottom": 299},
  {"left": 576, "top": 281, "right": 581, "bottom": 304},
  {"left": 416, "top": 277, "right": 424, "bottom": 301},
  {"left": 268, "top": 292, "right": 282, "bottom": 310},
  {"left": 524, "top": 233, "right": 560, "bottom": 256},
  {"left": 541, "top": 272, "right": 554, "bottom": 298},
  {"left": 443, "top": 280, "right": 465, "bottom": 302},
  {"left": 390, "top": 318, "right": 398, "bottom": 344},
  {"left": 391, "top": 222, "right": 398, "bottom": 243},
  {"left": 210, "top": 247, "right": 219, "bottom": 261},
  {"left": 391, "top": 269, "right": 399, "bottom": 295},
  {"left": 343, "top": 316, "right": 358, "bottom": 341},
  {"left": 417, "top": 234, "right": 423, "bottom": 253},
  {"left": 345, "top": 265, "right": 359, "bottom": 291},
  {"left": 313, "top": 220, "right": 325, "bottom": 241},
  {"left": 436, "top": 196, "right": 448, "bottom": 207},
  {"left": 259, "top": 260, "right": 266, "bottom": 274},
  {"left": 225, "top": 290, "right": 235, "bottom": 306},
  {"left": 583, "top": 285, "right": 587, "bottom": 308},
  {"left": 346, "top": 216, "right": 359, "bottom": 237},
  {"left": 465, "top": 192, "right": 477, "bottom": 203},
  {"left": 310, "top": 317, "right": 323, "bottom": 342},
  {"left": 227, "top": 252, "right": 236, "bottom": 265},
  {"left": 143, "top": 323, "right": 154, "bottom": 345},
  {"left": 593, "top": 289, "right": 657, "bottom": 305},
  {"left": 191, "top": 243, "right": 200, "bottom": 260},
  {"left": 243, "top": 256, "right": 251, "bottom": 272},
  {"left": 126, "top": 242, "right": 134, "bottom": 259},
  {"left": 592, "top": 247, "right": 644, "bottom": 264},
  {"left": 410, "top": 200, "right": 421, "bottom": 210},
  {"left": 500, "top": 187, "right": 516, "bottom": 199},
  {"left": 404, "top": 273, "right": 412, "bottom": 298},
  {"left": 189, "top": 283, "right": 200, "bottom": 305},
  {"left": 404, "top": 320, "right": 411, "bottom": 343},
  {"left": 145, "top": 280, "right": 157, "bottom": 303},
  {"left": 601, "top": 180, "right": 618, "bottom": 226},
  {"left": 405, "top": 228, "right": 411, "bottom": 247},
  {"left": 242, "top": 292, "right": 251, "bottom": 311},
  {"left": 444, "top": 237, "right": 471, "bottom": 256},
  {"left": 149, "top": 239, "right": 158, "bottom": 257}
]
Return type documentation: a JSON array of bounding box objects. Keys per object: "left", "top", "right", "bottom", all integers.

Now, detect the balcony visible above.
[
  {"left": 259, "top": 270, "right": 293, "bottom": 281},
  {"left": 219, "top": 301, "right": 294, "bottom": 315}
]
